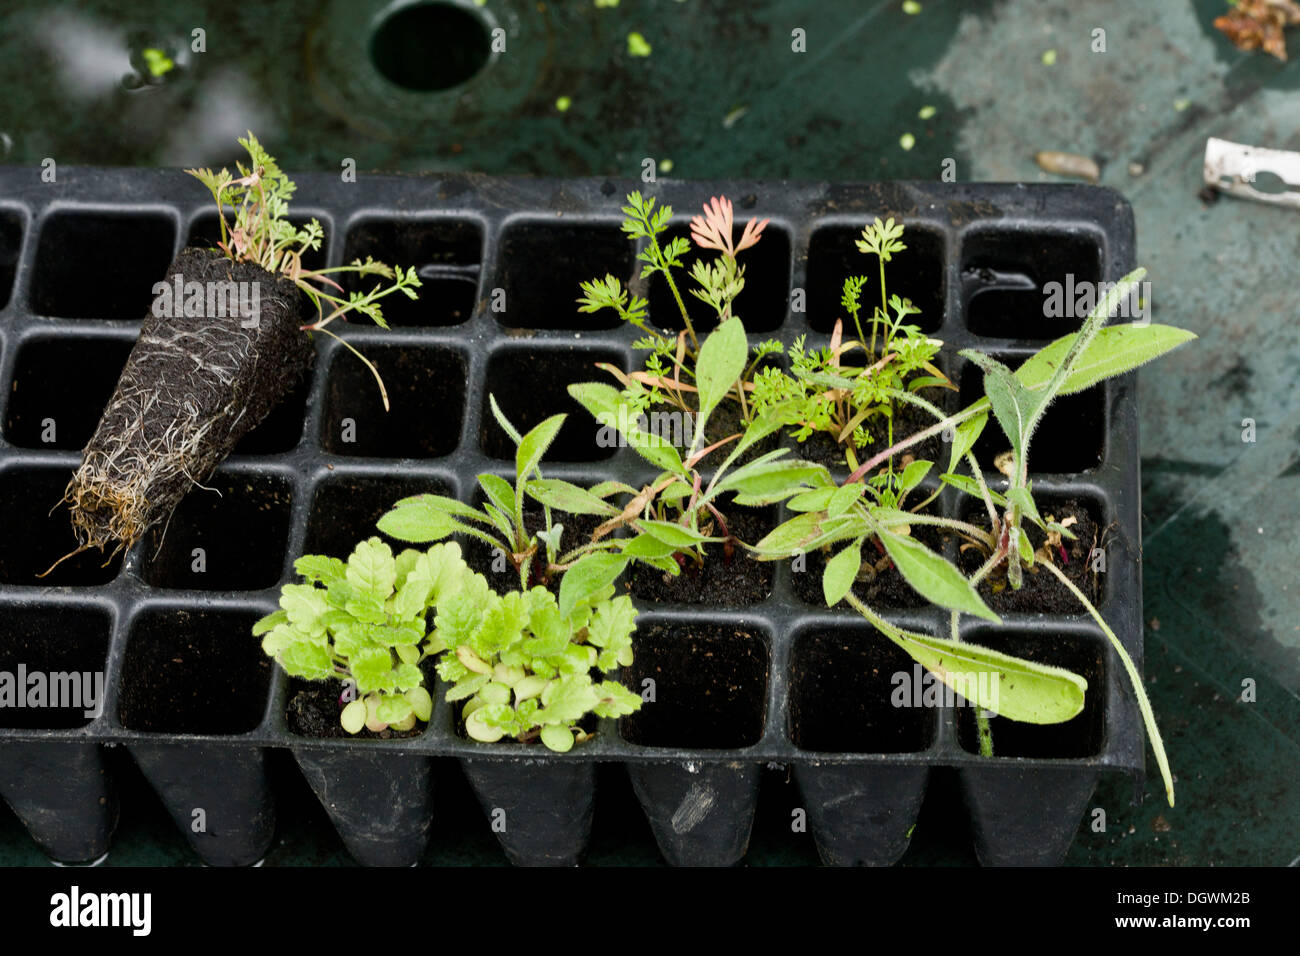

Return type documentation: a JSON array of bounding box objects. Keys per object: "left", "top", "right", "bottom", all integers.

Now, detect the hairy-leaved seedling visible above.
[{"left": 754, "top": 269, "right": 1195, "bottom": 806}]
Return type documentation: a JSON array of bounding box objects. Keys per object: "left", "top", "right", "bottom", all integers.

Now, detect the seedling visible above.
[
  {"left": 569, "top": 315, "right": 828, "bottom": 576},
  {"left": 750, "top": 219, "right": 953, "bottom": 472},
  {"left": 258, "top": 535, "right": 642, "bottom": 751},
  {"left": 434, "top": 580, "right": 642, "bottom": 752},
  {"left": 375, "top": 395, "right": 637, "bottom": 593},
  {"left": 577, "top": 192, "right": 782, "bottom": 427},
  {"left": 255, "top": 538, "right": 460, "bottom": 734},
  {"left": 186, "top": 132, "right": 421, "bottom": 407},
  {"left": 754, "top": 269, "right": 1195, "bottom": 807},
  {"left": 57, "top": 133, "right": 421, "bottom": 566}
]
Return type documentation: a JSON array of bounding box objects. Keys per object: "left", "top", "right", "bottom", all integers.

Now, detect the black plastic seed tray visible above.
[{"left": 0, "top": 169, "right": 1145, "bottom": 867}]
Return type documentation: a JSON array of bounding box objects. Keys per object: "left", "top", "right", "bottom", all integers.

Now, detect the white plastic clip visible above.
[{"left": 1203, "top": 136, "right": 1300, "bottom": 209}]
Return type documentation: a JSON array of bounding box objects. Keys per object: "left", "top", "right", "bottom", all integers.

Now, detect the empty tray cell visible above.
[
  {"left": 119, "top": 607, "right": 272, "bottom": 734},
  {"left": 496, "top": 220, "right": 631, "bottom": 330},
  {"left": 956, "top": 627, "right": 1105, "bottom": 758},
  {"left": 230, "top": 371, "right": 311, "bottom": 455},
  {"left": 188, "top": 212, "right": 329, "bottom": 272},
  {"left": 645, "top": 221, "right": 792, "bottom": 333},
  {"left": 3, "top": 336, "right": 132, "bottom": 449},
  {"left": 961, "top": 227, "right": 1104, "bottom": 338},
  {"left": 958, "top": 354, "right": 1104, "bottom": 473},
  {"left": 789, "top": 624, "right": 938, "bottom": 753},
  {"left": 343, "top": 216, "right": 481, "bottom": 327},
  {"left": 139, "top": 472, "right": 292, "bottom": 591},
  {"left": 0, "top": 603, "right": 111, "bottom": 730},
  {"left": 481, "top": 345, "right": 624, "bottom": 461},
  {"left": 805, "top": 222, "right": 945, "bottom": 334},
  {"left": 958, "top": 492, "right": 1110, "bottom": 615},
  {"left": 620, "top": 621, "right": 769, "bottom": 749},
  {"left": 305, "top": 473, "right": 452, "bottom": 559},
  {"left": 0, "top": 208, "right": 21, "bottom": 310},
  {"left": 321, "top": 344, "right": 466, "bottom": 457},
  {"left": 30, "top": 210, "right": 176, "bottom": 320},
  {"left": 0, "top": 466, "right": 122, "bottom": 586}
]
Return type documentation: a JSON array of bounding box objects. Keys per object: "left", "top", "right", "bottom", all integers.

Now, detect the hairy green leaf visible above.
[
  {"left": 822, "top": 539, "right": 863, "bottom": 606},
  {"left": 878, "top": 530, "right": 999, "bottom": 622}
]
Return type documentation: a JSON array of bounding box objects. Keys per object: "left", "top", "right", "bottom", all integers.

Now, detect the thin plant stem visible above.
[{"left": 1039, "top": 559, "right": 1174, "bottom": 807}]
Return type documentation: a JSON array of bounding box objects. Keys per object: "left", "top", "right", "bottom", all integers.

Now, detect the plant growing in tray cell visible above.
[
  {"left": 433, "top": 577, "right": 642, "bottom": 752},
  {"left": 749, "top": 218, "right": 954, "bottom": 474},
  {"left": 576, "top": 192, "right": 784, "bottom": 428},
  {"left": 753, "top": 268, "right": 1196, "bottom": 806},
  {"left": 257, "top": 536, "right": 643, "bottom": 751},
  {"left": 374, "top": 394, "right": 641, "bottom": 596},
  {"left": 255, "top": 537, "right": 457, "bottom": 734},
  {"left": 55, "top": 132, "right": 421, "bottom": 567},
  {"left": 567, "top": 313, "right": 831, "bottom": 577}
]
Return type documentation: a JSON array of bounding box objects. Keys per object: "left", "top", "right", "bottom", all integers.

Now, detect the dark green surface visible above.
[{"left": 0, "top": 0, "right": 1297, "bottom": 866}]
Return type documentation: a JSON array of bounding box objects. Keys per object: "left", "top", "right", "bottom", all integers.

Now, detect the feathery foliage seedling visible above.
[{"left": 187, "top": 132, "right": 421, "bottom": 409}]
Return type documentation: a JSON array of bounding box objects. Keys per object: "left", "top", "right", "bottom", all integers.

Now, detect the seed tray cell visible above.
[{"left": 0, "top": 171, "right": 1144, "bottom": 866}]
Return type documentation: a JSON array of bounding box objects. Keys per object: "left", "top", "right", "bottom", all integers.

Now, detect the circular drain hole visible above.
[{"left": 370, "top": 2, "right": 491, "bottom": 91}]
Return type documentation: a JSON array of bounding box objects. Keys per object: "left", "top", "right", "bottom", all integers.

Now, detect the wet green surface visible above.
[{"left": 0, "top": 0, "right": 1297, "bottom": 866}]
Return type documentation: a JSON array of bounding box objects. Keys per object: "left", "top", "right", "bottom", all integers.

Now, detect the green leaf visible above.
[
  {"left": 346, "top": 538, "right": 397, "bottom": 601},
  {"left": 375, "top": 694, "right": 414, "bottom": 726},
  {"left": 751, "top": 511, "right": 866, "bottom": 557},
  {"left": 446, "top": 673, "right": 490, "bottom": 702},
  {"left": 826, "top": 483, "right": 865, "bottom": 518},
  {"left": 477, "top": 474, "right": 516, "bottom": 520},
  {"left": 516, "top": 413, "right": 567, "bottom": 483},
  {"left": 558, "top": 552, "right": 628, "bottom": 618},
  {"left": 960, "top": 351, "right": 1040, "bottom": 464},
  {"left": 593, "top": 680, "right": 642, "bottom": 718},
  {"left": 878, "top": 531, "right": 999, "bottom": 622},
  {"left": 887, "top": 631, "right": 1087, "bottom": 724},
  {"left": 940, "top": 473, "right": 1006, "bottom": 507},
  {"left": 525, "top": 479, "right": 619, "bottom": 516},
  {"left": 294, "top": 555, "right": 346, "bottom": 586},
  {"left": 340, "top": 700, "right": 367, "bottom": 734},
  {"left": 540, "top": 724, "right": 575, "bottom": 753},
  {"left": 822, "top": 539, "right": 862, "bottom": 606},
  {"left": 897, "top": 459, "right": 933, "bottom": 496},
  {"left": 568, "top": 382, "right": 685, "bottom": 475},
  {"left": 350, "top": 646, "right": 396, "bottom": 693},
  {"left": 537, "top": 675, "right": 600, "bottom": 724},
  {"left": 488, "top": 393, "right": 523, "bottom": 445},
  {"left": 1006, "top": 486, "right": 1043, "bottom": 528},
  {"left": 252, "top": 609, "right": 288, "bottom": 637},
  {"left": 279, "top": 584, "right": 329, "bottom": 637},
  {"left": 278, "top": 642, "right": 335, "bottom": 681},
  {"left": 786, "top": 487, "right": 837, "bottom": 513},
  {"left": 1015, "top": 525, "right": 1034, "bottom": 564},
  {"left": 390, "top": 493, "right": 490, "bottom": 524},
  {"left": 637, "top": 519, "right": 717, "bottom": 549},
  {"left": 589, "top": 479, "right": 638, "bottom": 499},
  {"left": 693, "top": 316, "right": 747, "bottom": 432},
  {"left": 715, "top": 458, "right": 827, "bottom": 501},
  {"left": 378, "top": 498, "right": 463, "bottom": 543},
  {"left": 1015, "top": 324, "right": 1196, "bottom": 396},
  {"left": 587, "top": 594, "right": 637, "bottom": 669},
  {"left": 947, "top": 411, "right": 988, "bottom": 473},
  {"left": 620, "top": 532, "right": 679, "bottom": 559}
]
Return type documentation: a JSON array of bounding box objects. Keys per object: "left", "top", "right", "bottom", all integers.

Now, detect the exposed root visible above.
[{"left": 61, "top": 248, "right": 311, "bottom": 558}]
